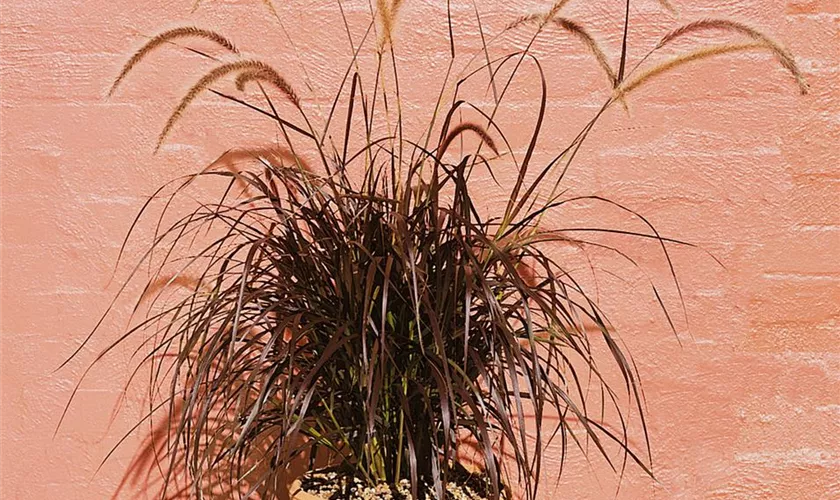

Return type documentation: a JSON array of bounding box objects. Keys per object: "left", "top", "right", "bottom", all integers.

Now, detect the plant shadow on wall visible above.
[{"left": 58, "top": 0, "right": 806, "bottom": 499}]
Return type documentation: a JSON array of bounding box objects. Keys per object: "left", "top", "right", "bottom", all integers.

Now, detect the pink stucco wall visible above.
[{"left": 1, "top": 0, "right": 838, "bottom": 498}]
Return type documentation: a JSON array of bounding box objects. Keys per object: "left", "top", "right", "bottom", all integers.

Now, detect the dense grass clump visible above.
[{"left": 61, "top": 1, "right": 805, "bottom": 498}]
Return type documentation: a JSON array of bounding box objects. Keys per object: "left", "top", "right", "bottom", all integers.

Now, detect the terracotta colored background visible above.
[{"left": 1, "top": 0, "right": 838, "bottom": 498}]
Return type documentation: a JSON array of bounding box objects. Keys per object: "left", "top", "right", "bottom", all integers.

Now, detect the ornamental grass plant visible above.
[{"left": 61, "top": 0, "right": 805, "bottom": 498}]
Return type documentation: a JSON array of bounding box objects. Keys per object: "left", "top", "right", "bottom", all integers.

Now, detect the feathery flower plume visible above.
[
  {"left": 616, "top": 42, "right": 764, "bottom": 97},
  {"left": 235, "top": 68, "right": 301, "bottom": 108},
  {"left": 109, "top": 27, "right": 238, "bottom": 97},
  {"left": 437, "top": 122, "right": 499, "bottom": 161},
  {"left": 157, "top": 60, "right": 293, "bottom": 151},
  {"left": 657, "top": 19, "right": 808, "bottom": 94},
  {"left": 508, "top": 15, "right": 617, "bottom": 87},
  {"left": 378, "top": 0, "right": 406, "bottom": 49}
]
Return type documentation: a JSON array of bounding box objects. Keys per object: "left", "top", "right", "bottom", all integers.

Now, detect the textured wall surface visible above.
[{"left": 1, "top": 0, "right": 838, "bottom": 498}]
